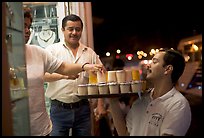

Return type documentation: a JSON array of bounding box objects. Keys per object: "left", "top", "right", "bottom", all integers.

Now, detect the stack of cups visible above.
[
  {"left": 97, "top": 71, "right": 109, "bottom": 95},
  {"left": 116, "top": 70, "right": 131, "bottom": 93},
  {"left": 125, "top": 70, "right": 132, "bottom": 82},
  {"left": 131, "top": 69, "right": 142, "bottom": 93},
  {"left": 88, "top": 72, "right": 98, "bottom": 95},
  {"left": 107, "top": 71, "right": 119, "bottom": 94}
]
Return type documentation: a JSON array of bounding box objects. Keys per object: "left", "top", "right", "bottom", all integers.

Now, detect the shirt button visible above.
[{"left": 146, "top": 111, "right": 149, "bottom": 114}]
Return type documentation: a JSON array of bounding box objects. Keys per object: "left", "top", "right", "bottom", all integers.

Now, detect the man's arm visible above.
[
  {"left": 55, "top": 62, "right": 103, "bottom": 76},
  {"left": 43, "top": 72, "right": 78, "bottom": 82},
  {"left": 109, "top": 98, "right": 129, "bottom": 136}
]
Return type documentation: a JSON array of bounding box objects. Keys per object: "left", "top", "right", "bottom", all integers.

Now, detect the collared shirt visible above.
[
  {"left": 45, "top": 41, "right": 102, "bottom": 103},
  {"left": 26, "top": 44, "right": 63, "bottom": 136},
  {"left": 126, "top": 87, "right": 191, "bottom": 136}
]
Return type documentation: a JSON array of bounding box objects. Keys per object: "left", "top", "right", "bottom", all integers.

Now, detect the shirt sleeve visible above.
[
  {"left": 160, "top": 98, "right": 191, "bottom": 136},
  {"left": 38, "top": 46, "right": 63, "bottom": 73}
]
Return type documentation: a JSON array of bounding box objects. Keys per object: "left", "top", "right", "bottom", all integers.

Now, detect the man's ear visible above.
[{"left": 164, "top": 65, "right": 173, "bottom": 75}]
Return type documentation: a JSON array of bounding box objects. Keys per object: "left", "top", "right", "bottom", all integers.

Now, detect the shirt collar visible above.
[
  {"left": 150, "top": 87, "right": 177, "bottom": 101},
  {"left": 62, "top": 41, "right": 87, "bottom": 52}
]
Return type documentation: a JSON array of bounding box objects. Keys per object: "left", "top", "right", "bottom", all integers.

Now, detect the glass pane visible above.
[{"left": 6, "top": 2, "right": 30, "bottom": 135}]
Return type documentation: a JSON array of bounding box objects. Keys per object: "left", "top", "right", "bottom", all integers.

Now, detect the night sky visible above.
[{"left": 91, "top": 1, "right": 202, "bottom": 57}]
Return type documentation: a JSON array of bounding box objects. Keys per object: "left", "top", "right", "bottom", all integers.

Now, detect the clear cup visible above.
[
  {"left": 132, "top": 69, "right": 140, "bottom": 81},
  {"left": 89, "top": 72, "right": 97, "bottom": 84}
]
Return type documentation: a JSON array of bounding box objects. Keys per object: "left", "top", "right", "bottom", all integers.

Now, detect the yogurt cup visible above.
[
  {"left": 87, "top": 84, "right": 98, "bottom": 95},
  {"left": 108, "top": 82, "right": 119, "bottom": 94},
  {"left": 98, "top": 83, "right": 109, "bottom": 95},
  {"left": 107, "top": 71, "right": 117, "bottom": 82},
  {"left": 120, "top": 82, "right": 131, "bottom": 93},
  {"left": 97, "top": 71, "right": 107, "bottom": 83},
  {"left": 78, "top": 84, "right": 88, "bottom": 95},
  {"left": 131, "top": 81, "right": 141, "bottom": 93},
  {"left": 116, "top": 70, "right": 126, "bottom": 83}
]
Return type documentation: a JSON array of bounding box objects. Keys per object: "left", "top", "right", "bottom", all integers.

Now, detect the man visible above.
[
  {"left": 109, "top": 49, "right": 191, "bottom": 136},
  {"left": 44, "top": 14, "right": 106, "bottom": 136},
  {"left": 23, "top": 8, "right": 103, "bottom": 136}
]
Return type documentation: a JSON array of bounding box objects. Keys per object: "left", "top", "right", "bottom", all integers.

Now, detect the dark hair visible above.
[
  {"left": 23, "top": 7, "right": 33, "bottom": 22},
  {"left": 162, "top": 49, "right": 185, "bottom": 85},
  {"left": 62, "top": 14, "right": 83, "bottom": 29}
]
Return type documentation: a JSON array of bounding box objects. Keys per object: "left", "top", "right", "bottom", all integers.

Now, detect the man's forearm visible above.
[
  {"left": 109, "top": 98, "right": 129, "bottom": 136},
  {"left": 44, "top": 72, "right": 67, "bottom": 82}
]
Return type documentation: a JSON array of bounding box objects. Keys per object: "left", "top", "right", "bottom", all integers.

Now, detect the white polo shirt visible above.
[
  {"left": 126, "top": 87, "right": 191, "bottom": 136},
  {"left": 45, "top": 41, "right": 102, "bottom": 103}
]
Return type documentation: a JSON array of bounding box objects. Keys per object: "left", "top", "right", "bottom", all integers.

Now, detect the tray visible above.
[{"left": 76, "top": 92, "right": 142, "bottom": 99}]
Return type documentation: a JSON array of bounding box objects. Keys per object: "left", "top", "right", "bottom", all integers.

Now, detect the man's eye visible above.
[{"left": 152, "top": 59, "right": 158, "bottom": 64}]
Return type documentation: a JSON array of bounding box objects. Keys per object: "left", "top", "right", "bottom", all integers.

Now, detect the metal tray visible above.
[{"left": 76, "top": 92, "right": 142, "bottom": 99}]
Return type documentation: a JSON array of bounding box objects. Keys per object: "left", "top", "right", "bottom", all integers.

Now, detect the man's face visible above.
[
  {"left": 62, "top": 20, "right": 82, "bottom": 46},
  {"left": 24, "top": 17, "right": 32, "bottom": 44},
  {"left": 146, "top": 52, "right": 166, "bottom": 82}
]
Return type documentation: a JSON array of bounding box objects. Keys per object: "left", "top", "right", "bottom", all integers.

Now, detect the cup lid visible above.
[
  {"left": 87, "top": 84, "right": 98, "bottom": 86},
  {"left": 78, "top": 84, "right": 88, "bottom": 87},
  {"left": 108, "top": 82, "right": 118, "bottom": 85},
  {"left": 119, "top": 82, "right": 131, "bottom": 85},
  {"left": 98, "top": 83, "right": 108, "bottom": 86}
]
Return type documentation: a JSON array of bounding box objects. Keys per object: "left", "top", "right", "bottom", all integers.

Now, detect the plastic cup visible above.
[
  {"left": 108, "top": 82, "right": 119, "bottom": 94},
  {"left": 116, "top": 70, "right": 126, "bottom": 83},
  {"left": 89, "top": 72, "right": 97, "bottom": 84},
  {"left": 78, "top": 84, "right": 88, "bottom": 95},
  {"left": 98, "top": 83, "right": 109, "bottom": 95},
  {"left": 97, "top": 71, "right": 107, "bottom": 83},
  {"left": 132, "top": 69, "right": 140, "bottom": 81},
  {"left": 131, "top": 81, "right": 141, "bottom": 93},
  {"left": 107, "top": 71, "right": 117, "bottom": 82},
  {"left": 125, "top": 70, "right": 132, "bottom": 82},
  {"left": 120, "top": 82, "right": 131, "bottom": 93},
  {"left": 87, "top": 84, "right": 98, "bottom": 95}
]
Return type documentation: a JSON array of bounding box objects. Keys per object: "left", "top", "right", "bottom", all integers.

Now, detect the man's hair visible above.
[
  {"left": 62, "top": 14, "right": 83, "bottom": 29},
  {"left": 162, "top": 49, "right": 185, "bottom": 85},
  {"left": 23, "top": 7, "right": 33, "bottom": 22}
]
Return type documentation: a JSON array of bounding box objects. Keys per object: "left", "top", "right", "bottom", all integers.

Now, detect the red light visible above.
[
  {"left": 116, "top": 55, "right": 120, "bottom": 59},
  {"left": 126, "top": 54, "right": 133, "bottom": 58}
]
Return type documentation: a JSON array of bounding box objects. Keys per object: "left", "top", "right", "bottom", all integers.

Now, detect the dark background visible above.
[{"left": 91, "top": 1, "right": 202, "bottom": 57}]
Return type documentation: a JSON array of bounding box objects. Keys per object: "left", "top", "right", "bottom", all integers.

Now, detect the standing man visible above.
[
  {"left": 109, "top": 49, "right": 191, "bottom": 136},
  {"left": 44, "top": 14, "right": 106, "bottom": 136}
]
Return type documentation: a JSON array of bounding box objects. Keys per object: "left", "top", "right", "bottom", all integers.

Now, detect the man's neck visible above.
[
  {"left": 152, "top": 81, "right": 173, "bottom": 99},
  {"left": 65, "top": 41, "right": 79, "bottom": 50}
]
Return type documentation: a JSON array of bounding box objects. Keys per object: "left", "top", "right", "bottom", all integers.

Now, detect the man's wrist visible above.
[{"left": 82, "top": 62, "right": 89, "bottom": 71}]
